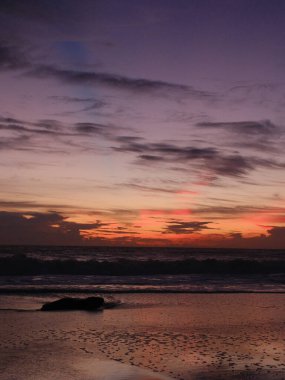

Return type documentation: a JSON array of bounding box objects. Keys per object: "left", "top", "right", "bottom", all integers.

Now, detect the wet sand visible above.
[{"left": 1, "top": 293, "right": 285, "bottom": 379}]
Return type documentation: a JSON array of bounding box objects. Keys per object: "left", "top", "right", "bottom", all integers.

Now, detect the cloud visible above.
[
  {"left": 120, "top": 182, "right": 197, "bottom": 195},
  {"left": 0, "top": 116, "right": 25, "bottom": 124},
  {"left": 0, "top": 122, "right": 60, "bottom": 136},
  {"left": 48, "top": 96, "right": 97, "bottom": 104},
  {"left": 122, "top": 183, "right": 183, "bottom": 194},
  {"left": 0, "top": 199, "right": 83, "bottom": 211},
  {"left": 74, "top": 122, "right": 110, "bottom": 135},
  {"left": 116, "top": 136, "right": 143, "bottom": 144},
  {"left": 0, "top": 211, "right": 105, "bottom": 245},
  {"left": 48, "top": 96, "right": 107, "bottom": 115},
  {"left": 196, "top": 119, "right": 283, "bottom": 153},
  {"left": 0, "top": 115, "right": 123, "bottom": 152},
  {"left": 0, "top": 200, "right": 146, "bottom": 220},
  {"left": 226, "top": 82, "right": 285, "bottom": 111},
  {"left": 0, "top": 41, "right": 214, "bottom": 99},
  {"left": 0, "top": 135, "right": 32, "bottom": 151},
  {"left": 29, "top": 64, "right": 213, "bottom": 98},
  {"left": 0, "top": 42, "right": 29, "bottom": 70},
  {"left": 114, "top": 141, "right": 217, "bottom": 157},
  {"left": 197, "top": 120, "right": 279, "bottom": 136},
  {"left": 164, "top": 221, "right": 212, "bottom": 234},
  {"left": 0, "top": 118, "right": 67, "bottom": 152},
  {"left": 113, "top": 140, "right": 285, "bottom": 178},
  {"left": 224, "top": 226, "right": 285, "bottom": 249},
  {"left": 191, "top": 205, "right": 285, "bottom": 217},
  {"left": 0, "top": 208, "right": 284, "bottom": 248}
]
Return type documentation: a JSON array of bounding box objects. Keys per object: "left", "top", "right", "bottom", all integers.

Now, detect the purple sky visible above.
[{"left": 0, "top": 0, "right": 285, "bottom": 247}]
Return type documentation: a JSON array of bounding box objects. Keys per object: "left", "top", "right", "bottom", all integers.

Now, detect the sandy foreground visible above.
[{"left": 1, "top": 293, "right": 285, "bottom": 380}]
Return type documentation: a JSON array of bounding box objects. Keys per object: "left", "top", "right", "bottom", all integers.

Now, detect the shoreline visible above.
[{"left": 1, "top": 293, "right": 285, "bottom": 379}]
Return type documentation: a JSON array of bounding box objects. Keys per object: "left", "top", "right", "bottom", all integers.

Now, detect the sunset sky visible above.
[{"left": 0, "top": 0, "right": 285, "bottom": 247}]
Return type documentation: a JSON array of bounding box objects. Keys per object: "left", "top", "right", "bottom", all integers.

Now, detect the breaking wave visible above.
[{"left": 1, "top": 254, "right": 285, "bottom": 275}]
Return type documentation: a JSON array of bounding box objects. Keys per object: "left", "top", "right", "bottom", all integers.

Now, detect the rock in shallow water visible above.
[{"left": 41, "top": 296, "right": 104, "bottom": 311}]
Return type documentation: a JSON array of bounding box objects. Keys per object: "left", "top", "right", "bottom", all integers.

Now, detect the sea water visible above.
[{"left": 0, "top": 246, "right": 284, "bottom": 293}]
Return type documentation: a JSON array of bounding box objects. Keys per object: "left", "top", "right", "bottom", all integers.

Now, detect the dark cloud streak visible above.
[
  {"left": 0, "top": 42, "right": 214, "bottom": 98},
  {"left": 113, "top": 140, "right": 285, "bottom": 178},
  {"left": 197, "top": 120, "right": 279, "bottom": 136},
  {"left": 164, "top": 221, "right": 212, "bottom": 234},
  {"left": 30, "top": 64, "right": 212, "bottom": 97},
  {"left": 0, "top": 116, "right": 121, "bottom": 151}
]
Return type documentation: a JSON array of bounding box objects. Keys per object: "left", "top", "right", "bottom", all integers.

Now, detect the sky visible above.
[{"left": 0, "top": 0, "right": 285, "bottom": 247}]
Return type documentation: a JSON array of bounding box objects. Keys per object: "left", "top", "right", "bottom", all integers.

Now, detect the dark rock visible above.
[{"left": 41, "top": 296, "right": 104, "bottom": 311}]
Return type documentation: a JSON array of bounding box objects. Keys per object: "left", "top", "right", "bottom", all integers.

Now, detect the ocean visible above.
[
  {"left": 1, "top": 246, "right": 285, "bottom": 379},
  {"left": 0, "top": 246, "right": 284, "bottom": 293}
]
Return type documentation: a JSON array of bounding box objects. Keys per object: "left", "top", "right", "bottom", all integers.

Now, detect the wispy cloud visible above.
[
  {"left": 48, "top": 96, "right": 107, "bottom": 115},
  {"left": 0, "top": 42, "right": 29, "bottom": 70},
  {"left": 197, "top": 120, "right": 279, "bottom": 136},
  {"left": 48, "top": 96, "right": 96, "bottom": 103},
  {"left": 196, "top": 119, "right": 284, "bottom": 153},
  {"left": 191, "top": 204, "right": 285, "bottom": 218},
  {"left": 225, "top": 82, "right": 285, "bottom": 111},
  {"left": 0, "top": 42, "right": 215, "bottom": 100},
  {"left": 123, "top": 183, "right": 187, "bottom": 194},
  {"left": 0, "top": 115, "right": 125, "bottom": 152},
  {"left": 113, "top": 139, "right": 285, "bottom": 178},
  {"left": 0, "top": 199, "right": 85, "bottom": 212},
  {"left": 29, "top": 64, "right": 214, "bottom": 99}
]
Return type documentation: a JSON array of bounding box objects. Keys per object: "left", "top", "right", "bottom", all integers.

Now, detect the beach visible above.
[
  {"left": 1, "top": 0, "right": 285, "bottom": 378},
  {"left": 1, "top": 293, "right": 285, "bottom": 380}
]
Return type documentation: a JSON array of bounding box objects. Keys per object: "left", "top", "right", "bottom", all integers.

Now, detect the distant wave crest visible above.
[{"left": 1, "top": 254, "right": 285, "bottom": 275}]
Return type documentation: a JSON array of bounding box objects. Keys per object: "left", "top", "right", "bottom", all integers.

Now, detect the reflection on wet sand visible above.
[{"left": 0, "top": 294, "right": 285, "bottom": 379}]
